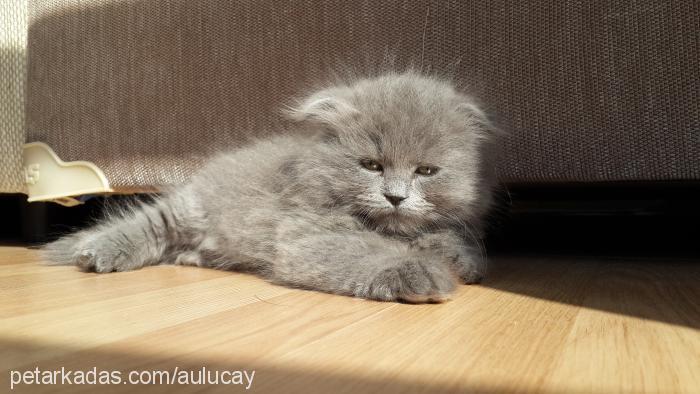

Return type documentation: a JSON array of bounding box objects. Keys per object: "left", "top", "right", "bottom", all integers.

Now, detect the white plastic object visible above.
[{"left": 23, "top": 142, "right": 113, "bottom": 206}]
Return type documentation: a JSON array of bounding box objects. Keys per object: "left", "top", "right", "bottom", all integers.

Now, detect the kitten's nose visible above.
[{"left": 384, "top": 194, "right": 406, "bottom": 207}]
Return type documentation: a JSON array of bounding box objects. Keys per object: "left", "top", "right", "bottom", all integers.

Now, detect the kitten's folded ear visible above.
[
  {"left": 455, "top": 101, "right": 504, "bottom": 141},
  {"left": 285, "top": 90, "right": 358, "bottom": 131}
]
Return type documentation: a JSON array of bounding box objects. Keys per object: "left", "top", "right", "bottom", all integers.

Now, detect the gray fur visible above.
[{"left": 44, "top": 71, "right": 498, "bottom": 303}]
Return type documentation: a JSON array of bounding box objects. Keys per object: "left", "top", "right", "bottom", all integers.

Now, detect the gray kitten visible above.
[{"left": 45, "top": 71, "right": 498, "bottom": 303}]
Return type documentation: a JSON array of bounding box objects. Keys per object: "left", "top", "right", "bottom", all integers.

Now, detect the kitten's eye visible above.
[
  {"left": 360, "top": 159, "right": 383, "bottom": 172},
  {"left": 415, "top": 166, "right": 439, "bottom": 176}
]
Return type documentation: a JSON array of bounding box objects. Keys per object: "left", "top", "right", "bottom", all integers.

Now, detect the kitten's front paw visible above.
[
  {"left": 452, "top": 255, "right": 486, "bottom": 284},
  {"left": 410, "top": 231, "right": 486, "bottom": 284},
  {"left": 366, "top": 259, "right": 457, "bottom": 303}
]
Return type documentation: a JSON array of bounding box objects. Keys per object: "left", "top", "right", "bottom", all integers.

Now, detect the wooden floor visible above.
[{"left": 0, "top": 246, "right": 698, "bottom": 393}]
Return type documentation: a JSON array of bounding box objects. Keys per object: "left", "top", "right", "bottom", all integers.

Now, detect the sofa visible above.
[
  {"left": 0, "top": 0, "right": 26, "bottom": 194},
  {"left": 3, "top": 1, "right": 700, "bottom": 201}
]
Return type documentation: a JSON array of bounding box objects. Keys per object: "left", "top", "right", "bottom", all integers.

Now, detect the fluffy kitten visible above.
[{"left": 45, "top": 71, "right": 498, "bottom": 303}]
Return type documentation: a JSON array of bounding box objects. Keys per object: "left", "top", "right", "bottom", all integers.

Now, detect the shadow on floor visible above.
[
  {"left": 481, "top": 254, "right": 700, "bottom": 330},
  {"left": 0, "top": 338, "right": 510, "bottom": 394},
  {"left": 482, "top": 183, "right": 700, "bottom": 329}
]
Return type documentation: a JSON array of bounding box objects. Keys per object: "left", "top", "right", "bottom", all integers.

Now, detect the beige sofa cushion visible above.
[{"left": 0, "top": 0, "right": 27, "bottom": 193}]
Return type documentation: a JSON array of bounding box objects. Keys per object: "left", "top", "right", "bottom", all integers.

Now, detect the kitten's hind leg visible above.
[
  {"left": 46, "top": 227, "right": 147, "bottom": 273},
  {"left": 44, "top": 195, "right": 204, "bottom": 273}
]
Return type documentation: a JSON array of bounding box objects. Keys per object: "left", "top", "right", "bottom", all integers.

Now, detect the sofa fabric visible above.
[
  {"left": 26, "top": 0, "right": 700, "bottom": 192},
  {"left": 0, "top": 0, "right": 27, "bottom": 193}
]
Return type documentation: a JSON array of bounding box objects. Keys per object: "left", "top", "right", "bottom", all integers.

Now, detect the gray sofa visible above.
[{"left": 11, "top": 1, "right": 700, "bottom": 198}]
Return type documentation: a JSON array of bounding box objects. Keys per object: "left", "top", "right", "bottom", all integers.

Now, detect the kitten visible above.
[{"left": 45, "top": 71, "right": 498, "bottom": 303}]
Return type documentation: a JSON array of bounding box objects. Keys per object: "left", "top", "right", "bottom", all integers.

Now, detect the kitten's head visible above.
[{"left": 289, "top": 72, "right": 497, "bottom": 236}]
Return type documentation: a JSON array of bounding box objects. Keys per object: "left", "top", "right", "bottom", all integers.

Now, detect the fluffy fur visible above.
[{"left": 45, "top": 71, "right": 498, "bottom": 303}]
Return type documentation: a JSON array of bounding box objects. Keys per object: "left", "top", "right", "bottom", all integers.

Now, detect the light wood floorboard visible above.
[{"left": 0, "top": 246, "right": 698, "bottom": 393}]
